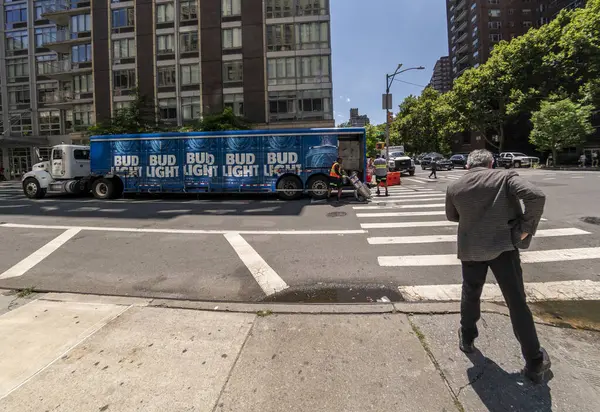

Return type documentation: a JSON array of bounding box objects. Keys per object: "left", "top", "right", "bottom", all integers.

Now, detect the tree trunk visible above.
[
  {"left": 552, "top": 148, "right": 558, "bottom": 167},
  {"left": 498, "top": 124, "right": 505, "bottom": 152}
]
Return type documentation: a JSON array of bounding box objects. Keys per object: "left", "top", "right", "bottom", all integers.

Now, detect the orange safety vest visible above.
[{"left": 329, "top": 162, "right": 341, "bottom": 178}]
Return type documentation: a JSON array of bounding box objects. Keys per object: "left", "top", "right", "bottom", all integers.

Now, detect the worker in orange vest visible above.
[{"left": 328, "top": 157, "right": 345, "bottom": 202}]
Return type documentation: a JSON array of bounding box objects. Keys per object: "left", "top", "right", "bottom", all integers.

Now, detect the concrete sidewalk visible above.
[{"left": 1, "top": 291, "right": 599, "bottom": 412}]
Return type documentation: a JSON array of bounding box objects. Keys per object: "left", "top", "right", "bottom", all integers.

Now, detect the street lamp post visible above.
[{"left": 383, "top": 64, "right": 425, "bottom": 162}]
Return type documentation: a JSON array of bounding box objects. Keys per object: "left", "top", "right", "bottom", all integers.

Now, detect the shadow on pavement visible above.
[{"left": 465, "top": 350, "right": 553, "bottom": 412}]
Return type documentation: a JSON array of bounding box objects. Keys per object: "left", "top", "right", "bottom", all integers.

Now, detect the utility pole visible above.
[{"left": 383, "top": 64, "right": 425, "bottom": 162}]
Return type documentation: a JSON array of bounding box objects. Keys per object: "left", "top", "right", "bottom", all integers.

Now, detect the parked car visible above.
[
  {"left": 436, "top": 158, "right": 454, "bottom": 170},
  {"left": 420, "top": 153, "right": 445, "bottom": 170},
  {"left": 497, "top": 152, "right": 540, "bottom": 168},
  {"left": 449, "top": 154, "right": 468, "bottom": 169}
]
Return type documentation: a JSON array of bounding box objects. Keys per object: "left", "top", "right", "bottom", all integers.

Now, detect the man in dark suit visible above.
[{"left": 445, "top": 149, "right": 551, "bottom": 383}]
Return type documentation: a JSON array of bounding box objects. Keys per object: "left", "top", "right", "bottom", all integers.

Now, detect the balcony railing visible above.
[
  {"left": 456, "top": 21, "right": 467, "bottom": 32},
  {"left": 456, "top": 0, "right": 467, "bottom": 11},
  {"left": 41, "top": 0, "right": 90, "bottom": 14},
  {"left": 457, "top": 31, "right": 468, "bottom": 43},
  {"left": 40, "top": 90, "right": 74, "bottom": 104},
  {"left": 457, "top": 43, "right": 468, "bottom": 54},
  {"left": 456, "top": 54, "right": 469, "bottom": 65},
  {"left": 455, "top": 10, "right": 467, "bottom": 22}
]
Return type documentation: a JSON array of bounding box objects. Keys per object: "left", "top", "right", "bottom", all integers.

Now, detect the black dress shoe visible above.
[
  {"left": 523, "top": 348, "right": 551, "bottom": 384},
  {"left": 458, "top": 328, "right": 475, "bottom": 353}
]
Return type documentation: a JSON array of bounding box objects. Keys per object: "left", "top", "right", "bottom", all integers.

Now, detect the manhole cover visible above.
[
  {"left": 327, "top": 211, "right": 347, "bottom": 218},
  {"left": 581, "top": 216, "right": 600, "bottom": 225}
]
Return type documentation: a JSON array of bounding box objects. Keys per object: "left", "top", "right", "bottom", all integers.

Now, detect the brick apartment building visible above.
[
  {"left": 0, "top": 0, "right": 333, "bottom": 180},
  {"left": 429, "top": 56, "right": 452, "bottom": 94}
]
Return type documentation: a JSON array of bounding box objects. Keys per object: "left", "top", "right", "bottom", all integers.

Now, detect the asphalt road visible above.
[{"left": 1, "top": 166, "right": 599, "bottom": 302}]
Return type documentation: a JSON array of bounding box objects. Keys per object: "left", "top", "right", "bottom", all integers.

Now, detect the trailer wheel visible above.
[
  {"left": 23, "top": 178, "right": 46, "bottom": 199},
  {"left": 277, "top": 176, "right": 302, "bottom": 200},
  {"left": 307, "top": 175, "right": 329, "bottom": 200},
  {"left": 92, "top": 178, "right": 115, "bottom": 200}
]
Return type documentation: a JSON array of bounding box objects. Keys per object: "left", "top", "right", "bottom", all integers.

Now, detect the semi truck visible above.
[{"left": 21, "top": 128, "right": 367, "bottom": 201}]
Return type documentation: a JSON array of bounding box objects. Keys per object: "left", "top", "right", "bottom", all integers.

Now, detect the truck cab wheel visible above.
[
  {"left": 92, "top": 178, "right": 115, "bottom": 199},
  {"left": 23, "top": 178, "right": 46, "bottom": 199},
  {"left": 409, "top": 170, "right": 415, "bottom": 176},
  {"left": 307, "top": 175, "right": 329, "bottom": 200},
  {"left": 277, "top": 176, "right": 302, "bottom": 200}
]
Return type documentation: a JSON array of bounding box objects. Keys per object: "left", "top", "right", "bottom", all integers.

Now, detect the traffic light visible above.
[
  {"left": 376, "top": 142, "right": 385, "bottom": 150},
  {"left": 387, "top": 111, "right": 394, "bottom": 124}
]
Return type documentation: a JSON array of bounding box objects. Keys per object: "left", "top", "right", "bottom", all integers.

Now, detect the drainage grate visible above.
[
  {"left": 581, "top": 216, "right": 600, "bottom": 225},
  {"left": 327, "top": 211, "right": 347, "bottom": 218}
]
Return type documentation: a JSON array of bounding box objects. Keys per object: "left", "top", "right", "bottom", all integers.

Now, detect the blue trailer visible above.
[{"left": 21, "top": 128, "right": 367, "bottom": 200}]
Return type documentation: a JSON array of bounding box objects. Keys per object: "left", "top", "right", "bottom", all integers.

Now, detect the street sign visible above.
[
  {"left": 376, "top": 142, "right": 385, "bottom": 150},
  {"left": 382, "top": 94, "right": 392, "bottom": 110}
]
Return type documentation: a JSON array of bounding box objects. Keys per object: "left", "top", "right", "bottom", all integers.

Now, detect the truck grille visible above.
[{"left": 394, "top": 159, "right": 411, "bottom": 169}]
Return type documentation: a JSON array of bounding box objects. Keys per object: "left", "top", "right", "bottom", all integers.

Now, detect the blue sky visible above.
[{"left": 330, "top": 0, "right": 449, "bottom": 125}]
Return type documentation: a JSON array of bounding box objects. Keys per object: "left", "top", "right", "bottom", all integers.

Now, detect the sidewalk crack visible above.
[{"left": 407, "top": 315, "right": 466, "bottom": 412}]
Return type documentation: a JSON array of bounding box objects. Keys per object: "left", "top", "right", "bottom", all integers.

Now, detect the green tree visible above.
[
  {"left": 529, "top": 97, "right": 595, "bottom": 164},
  {"left": 89, "top": 91, "right": 160, "bottom": 135},
  {"left": 365, "top": 123, "right": 385, "bottom": 158},
  {"left": 186, "top": 107, "right": 252, "bottom": 131}
]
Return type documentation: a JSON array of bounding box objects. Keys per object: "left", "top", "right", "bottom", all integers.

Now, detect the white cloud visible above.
[{"left": 346, "top": 98, "right": 351, "bottom": 103}]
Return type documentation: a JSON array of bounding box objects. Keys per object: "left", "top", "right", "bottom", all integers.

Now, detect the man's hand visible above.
[{"left": 520, "top": 232, "right": 530, "bottom": 241}]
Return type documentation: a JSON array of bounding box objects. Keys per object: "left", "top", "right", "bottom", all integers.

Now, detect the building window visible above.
[
  {"left": 8, "top": 85, "right": 30, "bottom": 108},
  {"left": 113, "top": 38, "right": 136, "bottom": 59},
  {"left": 157, "top": 34, "right": 175, "bottom": 53},
  {"left": 267, "top": 57, "right": 295, "bottom": 85},
  {"left": 488, "top": 21, "right": 501, "bottom": 29},
  {"left": 73, "top": 74, "right": 93, "bottom": 93},
  {"left": 6, "top": 30, "right": 28, "bottom": 54},
  {"left": 112, "top": 8, "right": 134, "bottom": 28},
  {"left": 539, "top": 17, "right": 550, "bottom": 26},
  {"left": 508, "top": 21, "right": 515, "bottom": 28},
  {"left": 114, "top": 101, "right": 131, "bottom": 112},
  {"left": 5, "top": 4, "right": 27, "bottom": 29},
  {"left": 224, "top": 94, "right": 244, "bottom": 116},
  {"left": 488, "top": 9, "right": 501, "bottom": 17},
  {"left": 265, "top": 0, "right": 293, "bottom": 18},
  {"left": 35, "top": 27, "right": 56, "bottom": 47},
  {"left": 37, "top": 83, "right": 56, "bottom": 104},
  {"left": 269, "top": 92, "right": 296, "bottom": 120},
  {"left": 39, "top": 111, "right": 61, "bottom": 136},
  {"left": 489, "top": 33, "right": 502, "bottom": 42},
  {"left": 473, "top": 51, "right": 479, "bottom": 59},
  {"left": 182, "top": 96, "right": 201, "bottom": 121},
  {"left": 72, "top": 44, "right": 92, "bottom": 62},
  {"left": 223, "top": 61, "right": 243, "bottom": 83},
  {"left": 159, "top": 99, "right": 177, "bottom": 121},
  {"left": 508, "top": 9, "right": 514, "bottom": 15},
  {"left": 113, "top": 69, "right": 136, "bottom": 90},
  {"left": 298, "top": 89, "right": 332, "bottom": 119},
  {"left": 522, "top": 9, "right": 532, "bottom": 15},
  {"left": 71, "top": 14, "right": 91, "bottom": 32},
  {"left": 36, "top": 54, "right": 56, "bottom": 75},
  {"left": 297, "top": 55, "right": 330, "bottom": 84},
  {"left": 523, "top": 21, "right": 533, "bottom": 28},
  {"left": 156, "top": 3, "right": 174, "bottom": 23},
  {"left": 35, "top": 1, "right": 53, "bottom": 20},
  {"left": 487, "top": 0, "right": 499, "bottom": 4},
  {"left": 222, "top": 0, "right": 241, "bottom": 16},
  {"left": 296, "top": 22, "right": 329, "bottom": 50},
  {"left": 6, "top": 58, "right": 29, "bottom": 81},
  {"left": 73, "top": 104, "right": 95, "bottom": 127},
  {"left": 222, "top": 27, "right": 242, "bottom": 49},
  {"left": 297, "top": 0, "right": 327, "bottom": 16},
  {"left": 181, "top": 64, "right": 200, "bottom": 85},
  {"left": 10, "top": 115, "right": 33, "bottom": 136},
  {"left": 266, "top": 24, "right": 294, "bottom": 51},
  {"left": 157, "top": 66, "right": 176, "bottom": 87},
  {"left": 180, "top": 32, "right": 199, "bottom": 52},
  {"left": 180, "top": 0, "right": 198, "bottom": 20}
]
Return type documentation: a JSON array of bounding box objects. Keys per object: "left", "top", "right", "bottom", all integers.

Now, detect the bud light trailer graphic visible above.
[{"left": 90, "top": 128, "right": 366, "bottom": 200}]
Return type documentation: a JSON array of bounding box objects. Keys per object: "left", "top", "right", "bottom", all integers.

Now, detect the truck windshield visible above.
[{"left": 390, "top": 152, "right": 404, "bottom": 157}]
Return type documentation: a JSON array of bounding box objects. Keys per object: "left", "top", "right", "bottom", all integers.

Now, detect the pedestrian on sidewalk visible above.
[
  {"left": 579, "top": 153, "right": 586, "bottom": 168},
  {"left": 428, "top": 160, "right": 438, "bottom": 179},
  {"left": 592, "top": 151, "right": 599, "bottom": 168},
  {"left": 445, "top": 149, "right": 551, "bottom": 383},
  {"left": 373, "top": 155, "right": 389, "bottom": 196}
]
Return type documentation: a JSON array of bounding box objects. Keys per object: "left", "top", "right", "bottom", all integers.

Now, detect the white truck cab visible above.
[{"left": 22, "top": 145, "right": 92, "bottom": 199}]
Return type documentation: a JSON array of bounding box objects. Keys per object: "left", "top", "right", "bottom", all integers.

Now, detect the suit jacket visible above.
[{"left": 445, "top": 167, "right": 546, "bottom": 262}]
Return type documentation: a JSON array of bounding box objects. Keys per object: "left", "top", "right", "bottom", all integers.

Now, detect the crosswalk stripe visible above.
[
  {"left": 403, "top": 178, "right": 431, "bottom": 184},
  {"left": 357, "top": 211, "right": 446, "bottom": 218},
  {"left": 379, "top": 247, "right": 600, "bottom": 267},
  {"left": 383, "top": 192, "right": 443, "bottom": 199},
  {"left": 367, "top": 228, "right": 590, "bottom": 244},
  {"left": 354, "top": 203, "right": 445, "bottom": 210},
  {"left": 364, "top": 197, "right": 445, "bottom": 204},
  {"left": 361, "top": 221, "right": 458, "bottom": 229},
  {"left": 398, "top": 280, "right": 600, "bottom": 302}
]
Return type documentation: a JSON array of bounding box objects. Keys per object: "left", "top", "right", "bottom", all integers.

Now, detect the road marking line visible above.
[
  {"left": 368, "top": 228, "right": 590, "bottom": 244},
  {"left": 357, "top": 211, "right": 446, "bottom": 218},
  {"left": 379, "top": 247, "right": 600, "bottom": 267},
  {"left": 0, "top": 222, "right": 366, "bottom": 235},
  {"left": 362, "top": 221, "right": 458, "bottom": 229},
  {"left": 403, "top": 178, "right": 430, "bottom": 184},
  {"left": 354, "top": 203, "right": 445, "bottom": 210},
  {"left": 366, "top": 197, "right": 445, "bottom": 204},
  {"left": 543, "top": 177, "right": 556, "bottom": 180},
  {"left": 0, "top": 204, "right": 30, "bottom": 208},
  {"left": 0, "top": 229, "right": 81, "bottom": 279},
  {"left": 224, "top": 233, "right": 288, "bottom": 296},
  {"left": 157, "top": 209, "right": 193, "bottom": 214},
  {"left": 398, "top": 280, "right": 600, "bottom": 302},
  {"left": 384, "top": 192, "right": 444, "bottom": 199}
]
